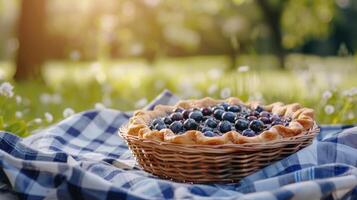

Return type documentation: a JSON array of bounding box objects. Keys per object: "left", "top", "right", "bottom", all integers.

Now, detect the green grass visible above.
[{"left": 0, "top": 54, "right": 357, "bottom": 136}]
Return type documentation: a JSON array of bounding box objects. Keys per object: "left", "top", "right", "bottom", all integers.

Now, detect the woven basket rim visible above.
[{"left": 119, "top": 123, "right": 320, "bottom": 151}]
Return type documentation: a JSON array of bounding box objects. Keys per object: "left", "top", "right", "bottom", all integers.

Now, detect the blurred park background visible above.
[{"left": 0, "top": 0, "right": 357, "bottom": 136}]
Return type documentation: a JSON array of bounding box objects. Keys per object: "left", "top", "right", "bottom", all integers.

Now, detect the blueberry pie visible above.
[{"left": 126, "top": 97, "right": 315, "bottom": 145}]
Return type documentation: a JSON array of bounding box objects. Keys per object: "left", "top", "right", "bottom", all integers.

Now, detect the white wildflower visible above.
[
  {"left": 135, "top": 98, "right": 148, "bottom": 108},
  {"left": 322, "top": 90, "right": 332, "bottom": 101},
  {"left": 44, "top": 112, "right": 53, "bottom": 123},
  {"left": 90, "top": 63, "right": 107, "bottom": 84},
  {"left": 34, "top": 118, "right": 42, "bottom": 124},
  {"left": 154, "top": 80, "right": 165, "bottom": 90},
  {"left": 207, "top": 69, "right": 223, "bottom": 80},
  {"left": 40, "top": 93, "right": 62, "bottom": 104},
  {"left": 143, "top": 0, "right": 160, "bottom": 7},
  {"left": 336, "top": 0, "right": 350, "bottom": 9},
  {"left": 220, "top": 88, "right": 231, "bottom": 99},
  {"left": 347, "top": 112, "right": 354, "bottom": 120},
  {"left": 179, "top": 80, "right": 199, "bottom": 98},
  {"left": 102, "top": 97, "right": 112, "bottom": 107},
  {"left": 0, "top": 71, "right": 5, "bottom": 80},
  {"left": 63, "top": 108, "right": 75, "bottom": 118},
  {"left": 69, "top": 50, "right": 81, "bottom": 61},
  {"left": 15, "top": 95, "right": 22, "bottom": 104},
  {"left": 129, "top": 42, "right": 144, "bottom": 55},
  {"left": 248, "top": 92, "right": 264, "bottom": 102},
  {"left": 0, "top": 82, "right": 14, "bottom": 98},
  {"left": 207, "top": 84, "right": 218, "bottom": 95},
  {"left": 222, "top": 17, "right": 242, "bottom": 36},
  {"left": 342, "top": 87, "right": 357, "bottom": 97},
  {"left": 52, "top": 93, "right": 62, "bottom": 104},
  {"left": 94, "top": 102, "right": 106, "bottom": 110},
  {"left": 15, "top": 111, "right": 23, "bottom": 118},
  {"left": 324, "top": 105, "right": 335, "bottom": 115},
  {"left": 237, "top": 65, "right": 250, "bottom": 73},
  {"left": 129, "top": 78, "right": 140, "bottom": 89},
  {"left": 40, "top": 93, "right": 52, "bottom": 104},
  {"left": 101, "top": 83, "right": 112, "bottom": 95}
]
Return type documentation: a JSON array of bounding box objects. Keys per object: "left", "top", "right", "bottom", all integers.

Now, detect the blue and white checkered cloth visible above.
[{"left": 0, "top": 90, "right": 356, "bottom": 200}]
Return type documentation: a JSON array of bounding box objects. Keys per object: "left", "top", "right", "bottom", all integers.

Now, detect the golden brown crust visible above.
[{"left": 124, "top": 97, "right": 316, "bottom": 144}]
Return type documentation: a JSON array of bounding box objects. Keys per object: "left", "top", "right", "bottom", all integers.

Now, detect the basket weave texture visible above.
[{"left": 119, "top": 124, "right": 319, "bottom": 183}]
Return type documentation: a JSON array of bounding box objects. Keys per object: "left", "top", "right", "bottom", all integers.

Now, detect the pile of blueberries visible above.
[{"left": 150, "top": 103, "right": 290, "bottom": 137}]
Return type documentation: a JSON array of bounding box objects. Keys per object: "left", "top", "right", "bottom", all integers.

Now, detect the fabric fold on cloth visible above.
[{"left": 0, "top": 90, "right": 356, "bottom": 200}]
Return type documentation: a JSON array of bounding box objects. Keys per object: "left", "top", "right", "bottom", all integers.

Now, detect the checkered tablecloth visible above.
[{"left": 0, "top": 90, "right": 356, "bottom": 200}]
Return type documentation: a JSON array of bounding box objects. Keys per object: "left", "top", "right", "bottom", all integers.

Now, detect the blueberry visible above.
[
  {"left": 272, "top": 119, "right": 284, "bottom": 126},
  {"left": 152, "top": 118, "right": 164, "bottom": 127},
  {"left": 169, "top": 121, "right": 183, "bottom": 133},
  {"left": 236, "top": 113, "right": 248, "bottom": 120},
  {"left": 174, "top": 107, "right": 184, "bottom": 113},
  {"left": 202, "top": 116, "right": 210, "bottom": 121},
  {"left": 213, "top": 109, "right": 224, "bottom": 120},
  {"left": 249, "top": 120, "right": 265, "bottom": 132},
  {"left": 222, "top": 112, "right": 236, "bottom": 123},
  {"left": 183, "top": 119, "right": 198, "bottom": 130},
  {"left": 201, "top": 127, "right": 213, "bottom": 133},
  {"left": 270, "top": 114, "right": 280, "bottom": 122},
  {"left": 240, "top": 111, "right": 249, "bottom": 118},
  {"left": 235, "top": 119, "right": 249, "bottom": 131},
  {"left": 201, "top": 107, "right": 212, "bottom": 116},
  {"left": 163, "top": 117, "right": 173, "bottom": 125},
  {"left": 242, "top": 129, "right": 256, "bottom": 137},
  {"left": 204, "top": 131, "right": 216, "bottom": 137},
  {"left": 205, "top": 118, "right": 218, "bottom": 128},
  {"left": 255, "top": 106, "right": 264, "bottom": 113},
  {"left": 182, "top": 110, "right": 191, "bottom": 119},
  {"left": 234, "top": 115, "right": 243, "bottom": 121},
  {"left": 220, "top": 103, "right": 230, "bottom": 110},
  {"left": 189, "top": 111, "right": 203, "bottom": 122},
  {"left": 214, "top": 130, "right": 222, "bottom": 135},
  {"left": 170, "top": 112, "right": 183, "bottom": 121},
  {"left": 212, "top": 105, "right": 224, "bottom": 112},
  {"left": 247, "top": 116, "right": 257, "bottom": 121},
  {"left": 218, "top": 121, "right": 232, "bottom": 133},
  {"left": 259, "top": 111, "right": 270, "bottom": 118},
  {"left": 259, "top": 117, "right": 271, "bottom": 124},
  {"left": 250, "top": 111, "right": 260, "bottom": 116},
  {"left": 264, "top": 124, "right": 272, "bottom": 129},
  {"left": 154, "top": 123, "right": 166, "bottom": 131},
  {"left": 227, "top": 105, "right": 241, "bottom": 112}
]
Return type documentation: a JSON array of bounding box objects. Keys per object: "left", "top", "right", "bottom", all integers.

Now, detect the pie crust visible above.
[{"left": 125, "top": 97, "right": 315, "bottom": 145}]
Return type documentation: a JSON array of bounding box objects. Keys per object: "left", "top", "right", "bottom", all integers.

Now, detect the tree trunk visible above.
[
  {"left": 269, "top": 15, "right": 286, "bottom": 70},
  {"left": 256, "top": 0, "right": 287, "bottom": 69},
  {"left": 15, "top": 0, "right": 46, "bottom": 81},
  {"left": 228, "top": 36, "right": 239, "bottom": 71}
]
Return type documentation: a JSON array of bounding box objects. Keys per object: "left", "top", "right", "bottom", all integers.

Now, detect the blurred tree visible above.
[
  {"left": 282, "top": 0, "right": 335, "bottom": 50},
  {"left": 255, "top": 0, "right": 287, "bottom": 69},
  {"left": 129, "top": 0, "right": 165, "bottom": 63},
  {"left": 5, "top": 0, "right": 336, "bottom": 71},
  {"left": 0, "top": 1, "right": 19, "bottom": 60},
  {"left": 254, "top": 0, "right": 334, "bottom": 69},
  {"left": 220, "top": 1, "right": 257, "bottom": 70},
  {"left": 15, "top": 0, "right": 46, "bottom": 80},
  {"left": 301, "top": 0, "right": 357, "bottom": 55}
]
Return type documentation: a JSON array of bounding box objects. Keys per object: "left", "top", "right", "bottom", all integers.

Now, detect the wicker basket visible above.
[{"left": 119, "top": 124, "right": 319, "bottom": 184}]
